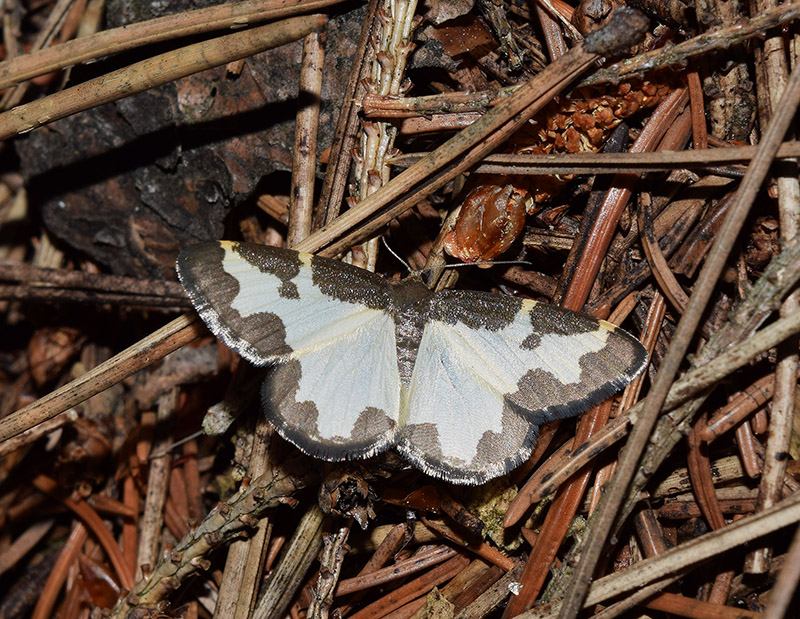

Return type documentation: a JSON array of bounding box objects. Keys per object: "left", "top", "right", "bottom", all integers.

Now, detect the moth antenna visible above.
[
  {"left": 420, "top": 259, "right": 533, "bottom": 275},
  {"left": 381, "top": 236, "right": 413, "bottom": 274},
  {"left": 149, "top": 429, "right": 205, "bottom": 460}
]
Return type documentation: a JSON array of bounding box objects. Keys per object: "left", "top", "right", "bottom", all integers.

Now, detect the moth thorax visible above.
[{"left": 391, "top": 279, "right": 433, "bottom": 386}]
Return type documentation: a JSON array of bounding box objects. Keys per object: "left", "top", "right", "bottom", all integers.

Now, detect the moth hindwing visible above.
[{"left": 177, "top": 241, "right": 648, "bottom": 485}]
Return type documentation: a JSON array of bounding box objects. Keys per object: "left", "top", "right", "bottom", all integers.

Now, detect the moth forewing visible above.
[
  {"left": 503, "top": 303, "right": 648, "bottom": 424},
  {"left": 178, "top": 241, "right": 403, "bottom": 461}
]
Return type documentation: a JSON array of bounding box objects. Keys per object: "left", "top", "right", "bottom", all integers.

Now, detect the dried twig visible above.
[
  {"left": 308, "top": 521, "right": 352, "bottom": 618},
  {"left": 529, "top": 492, "right": 800, "bottom": 617},
  {"left": 0, "top": 15, "right": 326, "bottom": 140},
  {"left": 748, "top": 0, "right": 800, "bottom": 573},
  {"left": 295, "top": 9, "right": 651, "bottom": 258},
  {"left": 559, "top": 59, "right": 800, "bottom": 617},
  {"left": 216, "top": 415, "right": 275, "bottom": 619},
  {"left": 0, "top": 312, "right": 204, "bottom": 441},
  {"left": 251, "top": 503, "right": 326, "bottom": 619},
  {"left": 113, "top": 463, "right": 318, "bottom": 617},
  {"left": 0, "top": 0, "right": 345, "bottom": 90},
  {"left": 586, "top": 0, "right": 800, "bottom": 85},
  {"left": 289, "top": 27, "right": 327, "bottom": 247}
]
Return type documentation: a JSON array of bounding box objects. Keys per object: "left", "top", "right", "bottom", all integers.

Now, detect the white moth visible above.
[{"left": 177, "top": 241, "right": 647, "bottom": 485}]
